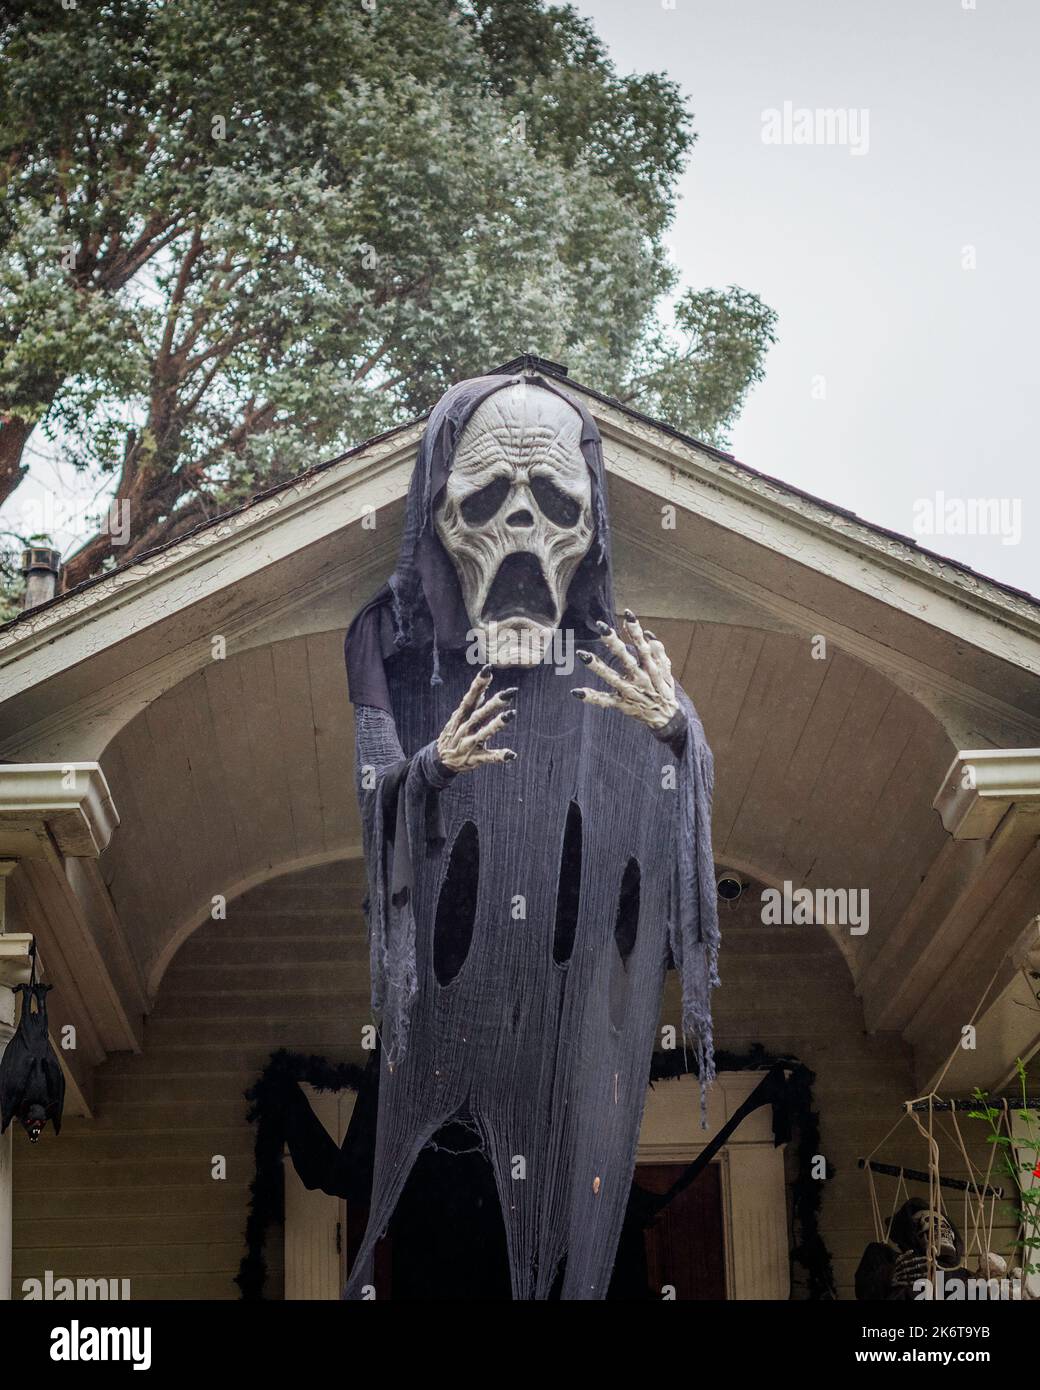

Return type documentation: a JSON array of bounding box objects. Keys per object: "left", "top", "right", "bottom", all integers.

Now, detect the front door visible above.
[{"left": 635, "top": 1161, "right": 727, "bottom": 1299}]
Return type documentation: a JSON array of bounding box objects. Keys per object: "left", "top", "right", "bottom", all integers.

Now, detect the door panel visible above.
[{"left": 636, "top": 1161, "right": 727, "bottom": 1300}]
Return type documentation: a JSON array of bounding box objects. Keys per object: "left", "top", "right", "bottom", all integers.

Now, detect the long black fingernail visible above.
[
  {"left": 502, "top": 708, "right": 516, "bottom": 722},
  {"left": 572, "top": 688, "right": 586, "bottom": 700},
  {"left": 644, "top": 629, "right": 656, "bottom": 640},
  {"left": 504, "top": 750, "right": 517, "bottom": 762},
  {"left": 577, "top": 650, "right": 592, "bottom": 665},
  {"left": 624, "top": 608, "right": 636, "bottom": 622},
  {"left": 595, "top": 620, "right": 611, "bottom": 635},
  {"left": 502, "top": 687, "right": 518, "bottom": 699},
  {"left": 480, "top": 663, "right": 492, "bottom": 677}
]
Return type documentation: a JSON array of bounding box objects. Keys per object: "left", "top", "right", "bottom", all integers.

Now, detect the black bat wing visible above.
[
  {"left": 0, "top": 1027, "right": 32, "bottom": 1134},
  {"left": 0, "top": 984, "right": 66, "bottom": 1136}
]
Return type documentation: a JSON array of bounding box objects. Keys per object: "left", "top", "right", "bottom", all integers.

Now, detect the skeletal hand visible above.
[
  {"left": 436, "top": 665, "right": 518, "bottom": 773},
  {"left": 572, "top": 610, "right": 681, "bottom": 734},
  {"left": 892, "top": 1252, "right": 930, "bottom": 1289}
]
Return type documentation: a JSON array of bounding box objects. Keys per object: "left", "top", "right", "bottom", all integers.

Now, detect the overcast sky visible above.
[{"left": 577, "top": 0, "right": 1038, "bottom": 596}]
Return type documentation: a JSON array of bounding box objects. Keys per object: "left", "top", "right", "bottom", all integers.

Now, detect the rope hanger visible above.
[{"left": 858, "top": 954, "right": 1032, "bottom": 1272}]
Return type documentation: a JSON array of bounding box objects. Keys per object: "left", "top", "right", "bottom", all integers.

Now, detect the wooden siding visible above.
[{"left": 13, "top": 861, "right": 368, "bottom": 1300}]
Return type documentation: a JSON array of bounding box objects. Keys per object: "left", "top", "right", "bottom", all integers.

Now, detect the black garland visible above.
[
  {"left": 783, "top": 1060, "right": 838, "bottom": 1300},
  {"left": 235, "top": 1050, "right": 368, "bottom": 1300},
  {"left": 648, "top": 1042, "right": 837, "bottom": 1299},
  {"left": 236, "top": 1041, "right": 836, "bottom": 1300}
]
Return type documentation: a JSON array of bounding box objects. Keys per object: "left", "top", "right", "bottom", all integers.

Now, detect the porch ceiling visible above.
[{"left": 94, "top": 617, "right": 953, "bottom": 1012}]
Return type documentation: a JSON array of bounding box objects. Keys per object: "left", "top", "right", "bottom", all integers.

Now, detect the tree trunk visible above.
[
  {"left": 60, "top": 531, "right": 114, "bottom": 590},
  {"left": 61, "top": 477, "right": 210, "bottom": 590},
  {"left": 0, "top": 416, "right": 35, "bottom": 510}
]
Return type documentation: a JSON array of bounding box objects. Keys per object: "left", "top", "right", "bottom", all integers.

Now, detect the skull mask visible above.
[
  {"left": 911, "top": 1209, "right": 958, "bottom": 1265},
  {"left": 434, "top": 382, "right": 594, "bottom": 666}
]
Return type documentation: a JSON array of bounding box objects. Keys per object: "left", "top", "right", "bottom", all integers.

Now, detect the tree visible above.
[
  {"left": 0, "top": 0, "right": 776, "bottom": 593},
  {"left": 622, "top": 287, "right": 778, "bottom": 435}
]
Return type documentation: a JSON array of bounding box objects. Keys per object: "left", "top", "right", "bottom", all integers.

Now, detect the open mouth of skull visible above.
[
  {"left": 435, "top": 384, "right": 594, "bottom": 660},
  {"left": 481, "top": 552, "right": 557, "bottom": 625}
]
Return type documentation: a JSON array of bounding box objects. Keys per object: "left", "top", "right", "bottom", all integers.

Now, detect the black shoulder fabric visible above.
[{"left": 344, "top": 590, "right": 393, "bottom": 712}]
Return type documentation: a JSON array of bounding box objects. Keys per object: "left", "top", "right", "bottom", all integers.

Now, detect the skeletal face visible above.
[
  {"left": 911, "top": 1209, "right": 957, "bottom": 1262},
  {"left": 435, "top": 383, "right": 594, "bottom": 667}
]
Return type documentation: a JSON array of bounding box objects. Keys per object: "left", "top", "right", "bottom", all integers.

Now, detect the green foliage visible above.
[
  {"left": 461, "top": 0, "right": 692, "bottom": 235},
  {"left": 0, "top": 0, "right": 775, "bottom": 584},
  {"left": 623, "top": 287, "right": 778, "bottom": 445},
  {"left": 0, "top": 543, "right": 23, "bottom": 622},
  {"left": 971, "top": 1059, "right": 1040, "bottom": 1276}
]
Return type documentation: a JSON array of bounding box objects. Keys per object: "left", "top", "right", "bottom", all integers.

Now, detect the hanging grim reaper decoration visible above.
[{"left": 343, "top": 371, "right": 719, "bottom": 1299}]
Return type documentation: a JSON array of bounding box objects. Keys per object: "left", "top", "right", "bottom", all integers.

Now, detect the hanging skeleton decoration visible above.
[
  {"left": 343, "top": 372, "right": 719, "bottom": 1299},
  {"left": 0, "top": 981, "right": 65, "bottom": 1143},
  {"left": 855, "top": 1198, "right": 973, "bottom": 1300}
]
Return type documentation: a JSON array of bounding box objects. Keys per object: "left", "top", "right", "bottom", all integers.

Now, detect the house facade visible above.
[{"left": 1, "top": 359, "right": 1038, "bottom": 1300}]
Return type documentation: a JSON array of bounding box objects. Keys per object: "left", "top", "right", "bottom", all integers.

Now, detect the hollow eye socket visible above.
[
  {"left": 530, "top": 475, "right": 582, "bottom": 527},
  {"left": 460, "top": 476, "right": 511, "bottom": 526}
]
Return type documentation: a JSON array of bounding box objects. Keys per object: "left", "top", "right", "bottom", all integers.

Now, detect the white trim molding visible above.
[
  {"left": 927, "top": 915, "right": 1040, "bottom": 1093},
  {"left": 0, "top": 932, "right": 35, "bottom": 983},
  {"left": 907, "top": 750, "right": 1040, "bottom": 1090},
  {"left": 933, "top": 748, "right": 1040, "bottom": 840},
  {"left": 0, "top": 932, "right": 34, "bottom": 1301},
  {"left": 0, "top": 768, "right": 126, "bottom": 1113},
  {"left": 0, "top": 764, "right": 119, "bottom": 857}
]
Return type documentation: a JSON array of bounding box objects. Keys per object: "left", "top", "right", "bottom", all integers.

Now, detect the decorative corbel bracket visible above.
[
  {"left": 0, "top": 764, "right": 118, "bottom": 859},
  {"left": 0, "top": 765, "right": 124, "bottom": 1121},
  {"left": 0, "top": 931, "right": 34, "bottom": 1026},
  {"left": 933, "top": 748, "right": 1040, "bottom": 840}
]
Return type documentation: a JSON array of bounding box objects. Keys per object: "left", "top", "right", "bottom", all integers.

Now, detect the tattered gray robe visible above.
[{"left": 343, "top": 374, "right": 719, "bottom": 1300}]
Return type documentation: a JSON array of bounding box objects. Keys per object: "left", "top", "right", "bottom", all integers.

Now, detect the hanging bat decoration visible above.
[
  {"left": 342, "top": 372, "right": 720, "bottom": 1299},
  {"left": 0, "top": 982, "right": 65, "bottom": 1143}
]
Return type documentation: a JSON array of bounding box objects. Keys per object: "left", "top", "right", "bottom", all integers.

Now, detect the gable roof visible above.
[{"left": 3, "top": 354, "right": 1038, "bottom": 645}]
